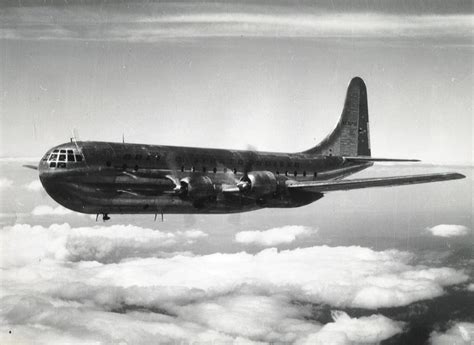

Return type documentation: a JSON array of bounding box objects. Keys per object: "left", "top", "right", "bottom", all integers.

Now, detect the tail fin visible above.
[{"left": 304, "top": 77, "right": 371, "bottom": 157}]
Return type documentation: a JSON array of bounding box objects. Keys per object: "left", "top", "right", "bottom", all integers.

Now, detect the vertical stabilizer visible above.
[{"left": 304, "top": 77, "right": 371, "bottom": 156}]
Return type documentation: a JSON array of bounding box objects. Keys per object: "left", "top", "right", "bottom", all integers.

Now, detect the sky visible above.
[{"left": 0, "top": 0, "right": 473, "bottom": 164}]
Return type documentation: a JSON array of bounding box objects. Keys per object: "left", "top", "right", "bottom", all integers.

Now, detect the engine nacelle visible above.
[
  {"left": 179, "top": 176, "right": 216, "bottom": 202},
  {"left": 239, "top": 171, "right": 277, "bottom": 197}
]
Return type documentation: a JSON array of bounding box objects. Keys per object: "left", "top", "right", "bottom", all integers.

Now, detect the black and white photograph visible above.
[{"left": 0, "top": 0, "right": 472, "bottom": 344}]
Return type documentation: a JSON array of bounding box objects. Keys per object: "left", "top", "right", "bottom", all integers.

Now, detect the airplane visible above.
[{"left": 25, "top": 77, "right": 465, "bottom": 221}]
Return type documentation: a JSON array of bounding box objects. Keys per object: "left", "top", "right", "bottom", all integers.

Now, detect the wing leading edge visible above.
[{"left": 286, "top": 172, "right": 465, "bottom": 193}]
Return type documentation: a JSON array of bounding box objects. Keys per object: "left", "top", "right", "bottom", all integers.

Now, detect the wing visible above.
[{"left": 286, "top": 172, "right": 465, "bottom": 193}]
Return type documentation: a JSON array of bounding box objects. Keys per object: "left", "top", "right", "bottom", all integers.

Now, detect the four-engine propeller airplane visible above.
[{"left": 25, "top": 77, "right": 464, "bottom": 221}]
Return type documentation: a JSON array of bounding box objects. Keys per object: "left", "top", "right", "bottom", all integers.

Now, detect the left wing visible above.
[{"left": 286, "top": 172, "right": 465, "bottom": 193}]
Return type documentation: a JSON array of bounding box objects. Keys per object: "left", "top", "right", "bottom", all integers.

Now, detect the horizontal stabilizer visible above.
[
  {"left": 23, "top": 164, "right": 38, "bottom": 170},
  {"left": 287, "top": 172, "right": 465, "bottom": 193},
  {"left": 344, "top": 156, "right": 420, "bottom": 162}
]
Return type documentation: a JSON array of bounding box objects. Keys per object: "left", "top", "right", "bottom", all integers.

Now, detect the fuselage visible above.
[{"left": 38, "top": 141, "right": 372, "bottom": 215}]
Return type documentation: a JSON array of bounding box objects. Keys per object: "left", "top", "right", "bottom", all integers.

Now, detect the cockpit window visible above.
[{"left": 47, "top": 148, "right": 83, "bottom": 168}]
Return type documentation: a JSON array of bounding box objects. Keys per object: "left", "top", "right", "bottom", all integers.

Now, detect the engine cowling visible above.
[
  {"left": 238, "top": 171, "right": 277, "bottom": 197},
  {"left": 179, "top": 176, "right": 216, "bottom": 202}
]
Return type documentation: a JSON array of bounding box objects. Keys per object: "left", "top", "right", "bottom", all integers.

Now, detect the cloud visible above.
[
  {"left": 235, "top": 225, "right": 316, "bottom": 246},
  {"left": 1, "top": 3, "right": 472, "bottom": 42},
  {"left": 467, "top": 283, "right": 474, "bottom": 292},
  {"left": 1, "top": 222, "right": 469, "bottom": 344},
  {"left": 0, "top": 177, "right": 13, "bottom": 189},
  {"left": 426, "top": 224, "right": 470, "bottom": 238},
  {"left": 32, "top": 205, "right": 78, "bottom": 216},
  {"left": 298, "top": 311, "right": 404, "bottom": 345},
  {"left": 24, "top": 180, "right": 42, "bottom": 192},
  {"left": 430, "top": 322, "right": 474, "bottom": 345},
  {"left": 0, "top": 223, "right": 206, "bottom": 266}
]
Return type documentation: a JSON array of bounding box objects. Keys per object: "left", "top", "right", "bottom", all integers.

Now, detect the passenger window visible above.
[
  {"left": 233, "top": 168, "right": 237, "bottom": 174},
  {"left": 59, "top": 154, "right": 66, "bottom": 162},
  {"left": 60, "top": 149, "right": 66, "bottom": 154},
  {"left": 303, "top": 171, "right": 306, "bottom": 177},
  {"left": 49, "top": 154, "right": 58, "bottom": 161},
  {"left": 192, "top": 166, "right": 196, "bottom": 172},
  {"left": 67, "top": 149, "right": 73, "bottom": 155},
  {"left": 50, "top": 162, "right": 56, "bottom": 168},
  {"left": 181, "top": 166, "right": 185, "bottom": 172},
  {"left": 75, "top": 155, "right": 83, "bottom": 162},
  {"left": 53, "top": 149, "right": 59, "bottom": 153},
  {"left": 68, "top": 154, "right": 75, "bottom": 162},
  {"left": 202, "top": 166, "right": 207, "bottom": 173},
  {"left": 285, "top": 171, "right": 288, "bottom": 176},
  {"left": 314, "top": 172, "right": 318, "bottom": 177},
  {"left": 213, "top": 167, "right": 217, "bottom": 173},
  {"left": 58, "top": 162, "right": 66, "bottom": 168},
  {"left": 294, "top": 171, "right": 297, "bottom": 177}
]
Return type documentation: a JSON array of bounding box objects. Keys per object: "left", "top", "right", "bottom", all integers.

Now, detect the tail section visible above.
[{"left": 304, "top": 77, "right": 371, "bottom": 157}]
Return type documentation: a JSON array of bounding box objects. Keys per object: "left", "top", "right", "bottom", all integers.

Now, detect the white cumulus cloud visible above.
[
  {"left": 0, "top": 177, "right": 13, "bottom": 189},
  {"left": 24, "top": 180, "right": 42, "bottom": 192},
  {"left": 0, "top": 223, "right": 206, "bottom": 266},
  {"left": 0, "top": 223, "right": 469, "bottom": 344},
  {"left": 426, "top": 224, "right": 470, "bottom": 238},
  {"left": 298, "top": 311, "right": 404, "bottom": 345},
  {"left": 32, "top": 205, "right": 75, "bottom": 216},
  {"left": 430, "top": 322, "right": 474, "bottom": 345},
  {"left": 235, "top": 225, "right": 316, "bottom": 246}
]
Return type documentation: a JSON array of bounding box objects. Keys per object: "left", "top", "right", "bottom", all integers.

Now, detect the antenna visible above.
[
  {"left": 122, "top": 133, "right": 125, "bottom": 144},
  {"left": 71, "top": 128, "right": 82, "bottom": 153}
]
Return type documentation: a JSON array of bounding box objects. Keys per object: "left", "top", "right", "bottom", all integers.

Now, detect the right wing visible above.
[{"left": 286, "top": 172, "right": 465, "bottom": 193}]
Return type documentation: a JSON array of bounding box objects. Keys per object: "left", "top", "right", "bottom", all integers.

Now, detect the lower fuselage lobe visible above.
[{"left": 39, "top": 141, "right": 371, "bottom": 214}]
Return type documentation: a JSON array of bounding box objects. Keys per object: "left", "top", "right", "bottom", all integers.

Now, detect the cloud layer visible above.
[
  {"left": 0, "top": 223, "right": 469, "bottom": 343},
  {"left": 2, "top": 3, "right": 472, "bottom": 42},
  {"left": 430, "top": 322, "right": 474, "bottom": 345},
  {"left": 426, "top": 224, "right": 470, "bottom": 238},
  {"left": 23, "top": 180, "right": 42, "bottom": 192},
  {"left": 235, "top": 225, "right": 316, "bottom": 246},
  {"left": 31, "top": 205, "right": 75, "bottom": 216},
  {"left": 0, "top": 177, "right": 13, "bottom": 189}
]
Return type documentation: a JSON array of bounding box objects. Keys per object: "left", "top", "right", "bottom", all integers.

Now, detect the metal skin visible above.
[
  {"left": 38, "top": 142, "right": 370, "bottom": 215},
  {"left": 35, "top": 77, "right": 464, "bottom": 217}
]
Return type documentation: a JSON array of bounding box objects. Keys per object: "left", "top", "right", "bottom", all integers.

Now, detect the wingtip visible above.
[
  {"left": 22, "top": 164, "right": 38, "bottom": 170},
  {"left": 450, "top": 173, "right": 466, "bottom": 180}
]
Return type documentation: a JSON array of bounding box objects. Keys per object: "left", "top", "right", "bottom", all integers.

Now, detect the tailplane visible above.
[{"left": 304, "top": 76, "right": 370, "bottom": 156}]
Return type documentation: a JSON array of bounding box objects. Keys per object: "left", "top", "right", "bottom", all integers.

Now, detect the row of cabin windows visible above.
[
  {"left": 120, "top": 153, "right": 304, "bottom": 169},
  {"left": 47, "top": 149, "right": 83, "bottom": 168},
  {"left": 123, "top": 153, "right": 160, "bottom": 161},
  {"left": 115, "top": 162, "right": 317, "bottom": 177}
]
